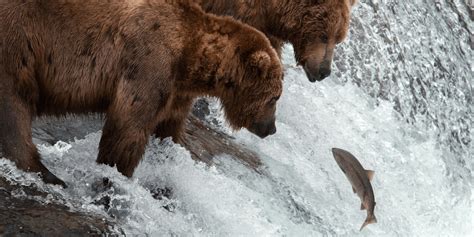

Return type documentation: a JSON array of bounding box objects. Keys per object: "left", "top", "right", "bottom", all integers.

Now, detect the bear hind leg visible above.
[{"left": 0, "top": 83, "right": 65, "bottom": 187}]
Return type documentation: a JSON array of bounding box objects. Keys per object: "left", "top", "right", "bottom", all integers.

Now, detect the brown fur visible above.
[
  {"left": 198, "top": 0, "right": 357, "bottom": 82},
  {"left": 0, "top": 0, "right": 283, "bottom": 185}
]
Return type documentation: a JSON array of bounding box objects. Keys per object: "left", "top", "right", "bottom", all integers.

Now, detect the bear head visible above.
[
  {"left": 181, "top": 9, "right": 284, "bottom": 138},
  {"left": 281, "top": 0, "right": 357, "bottom": 82},
  {"left": 219, "top": 48, "right": 283, "bottom": 138}
]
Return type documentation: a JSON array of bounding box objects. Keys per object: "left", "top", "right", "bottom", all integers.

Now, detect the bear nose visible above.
[
  {"left": 268, "top": 125, "right": 276, "bottom": 136},
  {"left": 260, "top": 124, "right": 276, "bottom": 138},
  {"left": 304, "top": 62, "right": 332, "bottom": 82},
  {"left": 303, "top": 58, "right": 333, "bottom": 82},
  {"left": 303, "top": 63, "right": 318, "bottom": 82},
  {"left": 318, "top": 67, "right": 331, "bottom": 80},
  {"left": 249, "top": 121, "right": 277, "bottom": 138}
]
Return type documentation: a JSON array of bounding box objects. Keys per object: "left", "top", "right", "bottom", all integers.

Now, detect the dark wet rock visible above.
[
  {"left": 92, "top": 177, "right": 113, "bottom": 193},
  {"left": 32, "top": 113, "right": 262, "bottom": 171},
  {"left": 191, "top": 98, "right": 211, "bottom": 121},
  {"left": 151, "top": 187, "right": 173, "bottom": 201},
  {"left": 183, "top": 115, "right": 262, "bottom": 171},
  {"left": 21, "top": 103, "right": 262, "bottom": 235},
  {"left": 93, "top": 195, "right": 112, "bottom": 211},
  {"left": 150, "top": 187, "right": 176, "bottom": 212},
  {"left": 32, "top": 116, "right": 104, "bottom": 145},
  {"left": 0, "top": 177, "right": 122, "bottom": 236}
]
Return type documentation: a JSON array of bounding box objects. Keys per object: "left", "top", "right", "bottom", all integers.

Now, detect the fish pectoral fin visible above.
[
  {"left": 352, "top": 186, "right": 357, "bottom": 193},
  {"left": 366, "top": 170, "right": 375, "bottom": 181},
  {"left": 361, "top": 203, "right": 366, "bottom": 210}
]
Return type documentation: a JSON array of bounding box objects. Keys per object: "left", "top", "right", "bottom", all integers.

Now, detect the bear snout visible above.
[
  {"left": 249, "top": 120, "right": 277, "bottom": 138},
  {"left": 303, "top": 60, "right": 332, "bottom": 82}
]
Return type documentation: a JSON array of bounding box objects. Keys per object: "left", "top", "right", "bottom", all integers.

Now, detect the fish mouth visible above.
[
  {"left": 331, "top": 148, "right": 344, "bottom": 155},
  {"left": 331, "top": 148, "right": 353, "bottom": 160},
  {"left": 331, "top": 148, "right": 345, "bottom": 160}
]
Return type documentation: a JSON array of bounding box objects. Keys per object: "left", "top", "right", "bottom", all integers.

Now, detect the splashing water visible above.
[
  {"left": 1, "top": 0, "right": 472, "bottom": 236},
  {"left": 335, "top": 0, "right": 473, "bottom": 179}
]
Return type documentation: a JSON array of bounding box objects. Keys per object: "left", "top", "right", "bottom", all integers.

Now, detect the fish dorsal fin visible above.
[
  {"left": 352, "top": 186, "right": 357, "bottom": 193},
  {"left": 366, "top": 170, "right": 375, "bottom": 181}
]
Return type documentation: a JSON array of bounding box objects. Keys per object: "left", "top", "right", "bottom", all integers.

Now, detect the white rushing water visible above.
[{"left": 0, "top": 0, "right": 472, "bottom": 236}]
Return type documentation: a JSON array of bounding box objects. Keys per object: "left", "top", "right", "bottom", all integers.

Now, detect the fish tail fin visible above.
[{"left": 360, "top": 215, "right": 377, "bottom": 231}]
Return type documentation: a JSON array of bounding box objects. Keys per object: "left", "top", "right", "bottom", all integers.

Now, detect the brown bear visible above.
[
  {"left": 0, "top": 0, "right": 283, "bottom": 186},
  {"left": 198, "top": 0, "right": 357, "bottom": 82}
]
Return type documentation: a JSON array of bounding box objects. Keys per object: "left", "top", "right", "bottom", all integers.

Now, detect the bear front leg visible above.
[
  {"left": 154, "top": 96, "right": 194, "bottom": 144},
  {"left": 0, "top": 85, "right": 65, "bottom": 187},
  {"left": 97, "top": 81, "right": 170, "bottom": 177},
  {"left": 97, "top": 117, "right": 150, "bottom": 177}
]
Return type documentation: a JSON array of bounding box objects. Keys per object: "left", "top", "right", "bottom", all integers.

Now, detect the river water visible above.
[{"left": 0, "top": 0, "right": 472, "bottom": 236}]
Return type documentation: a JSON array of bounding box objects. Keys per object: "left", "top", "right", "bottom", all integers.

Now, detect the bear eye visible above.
[
  {"left": 320, "top": 35, "right": 329, "bottom": 44},
  {"left": 268, "top": 96, "right": 280, "bottom": 105}
]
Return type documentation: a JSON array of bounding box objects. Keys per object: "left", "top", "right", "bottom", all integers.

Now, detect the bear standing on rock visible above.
[{"left": 0, "top": 0, "right": 283, "bottom": 186}]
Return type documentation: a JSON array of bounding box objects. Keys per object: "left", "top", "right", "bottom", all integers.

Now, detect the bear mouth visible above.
[
  {"left": 303, "top": 63, "right": 329, "bottom": 82},
  {"left": 248, "top": 121, "right": 277, "bottom": 138}
]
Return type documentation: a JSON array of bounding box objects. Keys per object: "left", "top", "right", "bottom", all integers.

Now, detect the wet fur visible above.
[
  {"left": 199, "top": 0, "right": 353, "bottom": 57},
  {"left": 0, "top": 0, "right": 282, "bottom": 184},
  {"left": 198, "top": 0, "right": 355, "bottom": 81}
]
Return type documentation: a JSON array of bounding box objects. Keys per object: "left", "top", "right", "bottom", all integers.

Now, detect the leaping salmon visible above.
[{"left": 332, "top": 148, "right": 377, "bottom": 231}]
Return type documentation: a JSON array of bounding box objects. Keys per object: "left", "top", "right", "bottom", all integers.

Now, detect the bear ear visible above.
[{"left": 249, "top": 50, "right": 272, "bottom": 77}]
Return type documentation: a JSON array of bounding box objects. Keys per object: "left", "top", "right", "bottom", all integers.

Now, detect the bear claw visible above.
[{"left": 41, "top": 171, "right": 67, "bottom": 188}]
